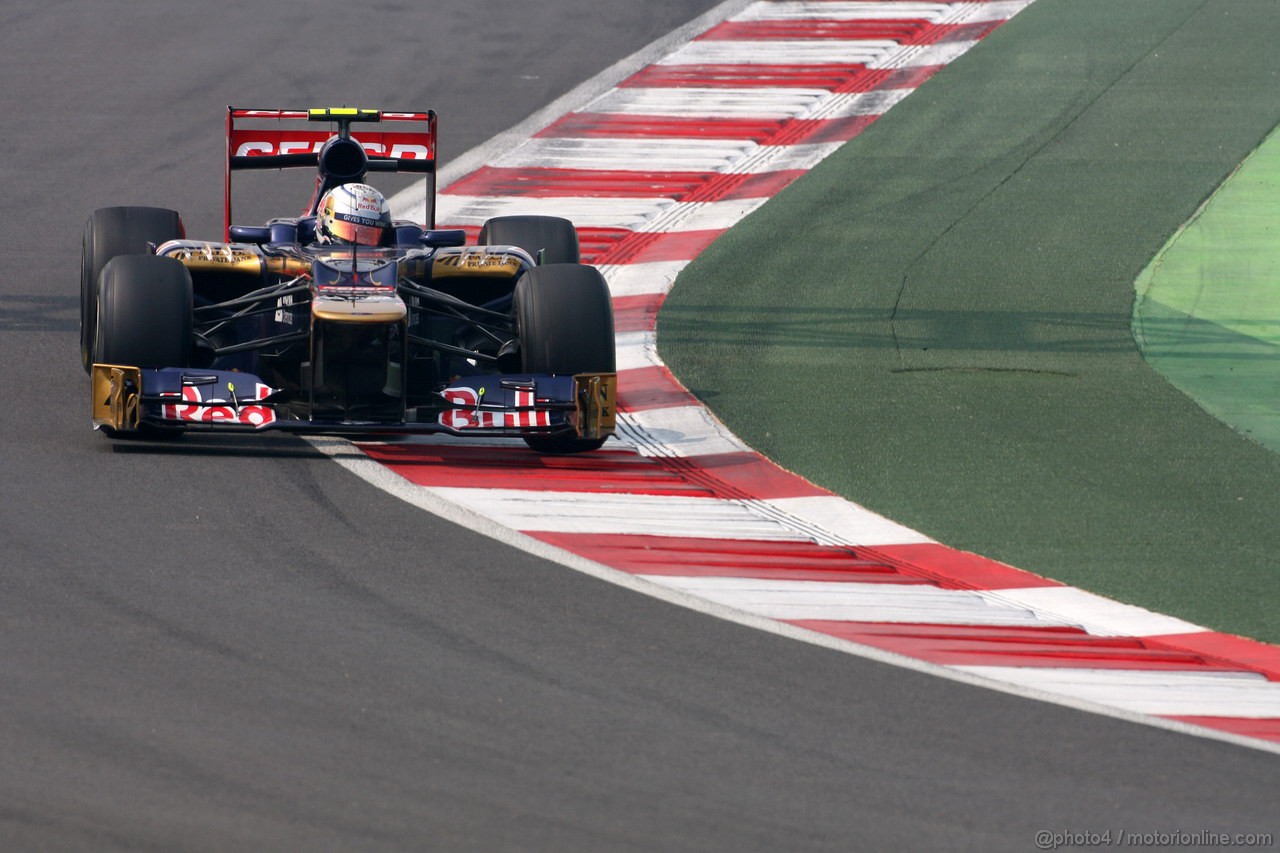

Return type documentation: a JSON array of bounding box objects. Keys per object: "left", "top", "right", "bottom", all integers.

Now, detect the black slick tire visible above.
[
  {"left": 94, "top": 254, "right": 193, "bottom": 369},
  {"left": 81, "top": 206, "right": 183, "bottom": 372},
  {"left": 515, "top": 263, "right": 615, "bottom": 454},
  {"left": 478, "top": 215, "right": 580, "bottom": 265}
]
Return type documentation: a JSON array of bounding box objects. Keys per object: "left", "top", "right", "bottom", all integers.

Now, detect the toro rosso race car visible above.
[{"left": 82, "top": 107, "right": 616, "bottom": 453}]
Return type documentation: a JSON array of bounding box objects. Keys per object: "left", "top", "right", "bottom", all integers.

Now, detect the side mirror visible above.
[
  {"left": 228, "top": 225, "right": 271, "bottom": 244},
  {"left": 419, "top": 229, "right": 468, "bottom": 248}
]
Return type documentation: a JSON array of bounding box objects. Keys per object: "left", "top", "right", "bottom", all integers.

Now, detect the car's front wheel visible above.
[
  {"left": 81, "top": 206, "right": 184, "bottom": 372},
  {"left": 515, "top": 263, "right": 615, "bottom": 454},
  {"left": 94, "top": 254, "right": 193, "bottom": 369}
]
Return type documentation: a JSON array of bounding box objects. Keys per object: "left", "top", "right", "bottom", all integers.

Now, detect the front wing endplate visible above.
[
  {"left": 576, "top": 372, "right": 617, "bottom": 440},
  {"left": 91, "top": 364, "right": 143, "bottom": 432}
]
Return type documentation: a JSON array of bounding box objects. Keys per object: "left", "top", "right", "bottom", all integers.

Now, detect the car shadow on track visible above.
[{"left": 103, "top": 433, "right": 325, "bottom": 459}]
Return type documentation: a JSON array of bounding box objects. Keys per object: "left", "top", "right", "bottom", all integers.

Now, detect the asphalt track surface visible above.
[{"left": 1, "top": 1, "right": 1277, "bottom": 850}]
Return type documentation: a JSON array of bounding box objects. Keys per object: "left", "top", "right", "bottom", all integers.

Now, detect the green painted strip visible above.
[
  {"left": 1135, "top": 129, "right": 1280, "bottom": 453},
  {"left": 659, "top": 0, "right": 1280, "bottom": 644}
]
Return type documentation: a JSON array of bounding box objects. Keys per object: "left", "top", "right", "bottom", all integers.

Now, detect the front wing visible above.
[{"left": 91, "top": 364, "right": 617, "bottom": 440}]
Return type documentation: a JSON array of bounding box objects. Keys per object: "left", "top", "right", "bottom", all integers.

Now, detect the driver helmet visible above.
[{"left": 316, "top": 182, "right": 392, "bottom": 246}]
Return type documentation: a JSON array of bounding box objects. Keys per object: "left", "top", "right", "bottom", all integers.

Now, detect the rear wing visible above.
[{"left": 224, "top": 107, "right": 438, "bottom": 240}]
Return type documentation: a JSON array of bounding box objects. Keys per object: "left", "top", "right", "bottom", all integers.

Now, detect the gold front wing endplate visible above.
[
  {"left": 575, "top": 373, "right": 617, "bottom": 440},
  {"left": 91, "top": 364, "right": 143, "bottom": 432}
]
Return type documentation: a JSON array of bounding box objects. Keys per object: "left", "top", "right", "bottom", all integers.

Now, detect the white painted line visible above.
[
  {"left": 601, "top": 260, "right": 690, "bottom": 298},
  {"left": 616, "top": 330, "right": 661, "bottom": 371},
  {"left": 587, "top": 86, "right": 829, "bottom": 118},
  {"left": 745, "top": 0, "right": 1032, "bottom": 26},
  {"left": 437, "top": 194, "right": 674, "bottom": 229},
  {"left": 767, "top": 496, "right": 937, "bottom": 547},
  {"left": 808, "top": 87, "right": 914, "bottom": 120},
  {"left": 618, "top": 405, "right": 755, "bottom": 458},
  {"left": 735, "top": 142, "right": 848, "bottom": 173},
  {"left": 661, "top": 39, "right": 899, "bottom": 67},
  {"left": 955, "top": 1, "right": 1038, "bottom": 25},
  {"left": 426, "top": 487, "right": 817, "bottom": 540},
  {"left": 736, "top": 3, "right": 952, "bottom": 23},
  {"left": 661, "top": 197, "right": 773, "bottom": 231},
  {"left": 439, "top": 192, "right": 769, "bottom": 233},
  {"left": 957, "top": 667, "right": 1280, "bottom": 718},
  {"left": 870, "top": 39, "right": 980, "bottom": 69},
  {"left": 494, "top": 136, "right": 758, "bottom": 172},
  {"left": 981, "top": 587, "right": 1207, "bottom": 638},
  {"left": 640, "top": 575, "right": 1066, "bottom": 626}
]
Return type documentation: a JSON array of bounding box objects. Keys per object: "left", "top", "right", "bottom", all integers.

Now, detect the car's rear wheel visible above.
[
  {"left": 81, "top": 206, "right": 184, "bottom": 372},
  {"left": 478, "top": 214, "right": 580, "bottom": 265},
  {"left": 515, "top": 263, "right": 615, "bottom": 454}
]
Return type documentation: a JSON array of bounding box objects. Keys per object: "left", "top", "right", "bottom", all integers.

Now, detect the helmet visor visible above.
[{"left": 327, "top": 211, "right": 387, "bottom": 245}]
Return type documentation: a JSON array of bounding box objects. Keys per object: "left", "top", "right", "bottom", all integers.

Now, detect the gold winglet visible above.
[
  {"left": 575, "top": 373, "right": 617, "bottom": 440},
  {"left": 91, "top": 364, "right": 143, "bottom": 432}
]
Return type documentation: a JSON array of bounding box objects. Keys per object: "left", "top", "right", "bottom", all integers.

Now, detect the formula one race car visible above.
[{"left": 82, "top": 107, "right": 616, "bottom": 453}]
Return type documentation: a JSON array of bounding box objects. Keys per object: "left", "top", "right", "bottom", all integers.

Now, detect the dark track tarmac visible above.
[{"left": 1, "top": 1, "right": 1276, "bottom": 849}]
